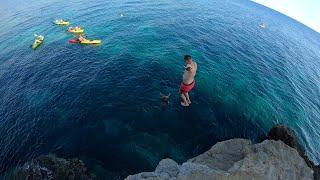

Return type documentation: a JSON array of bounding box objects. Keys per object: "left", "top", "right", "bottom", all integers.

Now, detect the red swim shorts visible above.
[{"left": 180, "top": 81, "right": 195, "bottom": 93}]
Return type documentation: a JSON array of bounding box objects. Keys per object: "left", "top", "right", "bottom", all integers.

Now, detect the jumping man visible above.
[{"left": 180, "top": 55, "right": 197, "bottom": 106}]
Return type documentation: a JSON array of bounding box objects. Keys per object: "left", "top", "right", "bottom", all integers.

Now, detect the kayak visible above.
[
  {"left": 80, "top": 40, "right": 101, "bottom": 44},
  {"left": 68, "top": 29, "right": 84, "bottom": 33},
  {"left": 69, "top": 38, "right": 80, "bottom": 44},
  {"left": 69, "top": 38, "right": 101, "bottom": 45},
  {"left": 67, "top": 27, "right": 84, "bottom": 33},
  {"left": 32, "top": 36, "right": 44, "bottom": 49},
  {"left": 54, "top": 19, "right": 70, "bottom": 26}
]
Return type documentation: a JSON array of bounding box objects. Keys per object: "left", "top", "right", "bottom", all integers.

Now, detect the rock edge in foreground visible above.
[
  {"left": 126, "top": 139, "right": 313, "bottom": 180},
  {"left": 2, "top": 154, "right": 94, "bottom": 180},
  {"left": 127, "top": 124, "right": 320, "bottom": 180},
  {"left": 2, "top": 124, "right": 319, "bottom": 180}
]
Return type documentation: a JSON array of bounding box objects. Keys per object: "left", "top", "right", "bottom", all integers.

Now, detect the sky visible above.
[{"left": 252, "top": 0, "right": 320, "bottom": 33}]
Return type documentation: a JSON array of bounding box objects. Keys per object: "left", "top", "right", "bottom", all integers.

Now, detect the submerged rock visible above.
[
  {"left": 5, "top": 154, "right": 94, "bottom": 180},
  {"left": 268, "top": 124, "right": 300, "bottom": 148},
  {"left": 126, "top": 138, "right": 314, "bottom": 180}
]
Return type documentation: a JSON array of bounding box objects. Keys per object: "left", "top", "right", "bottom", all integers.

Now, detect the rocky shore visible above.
[
  {"left": 126, "top": 124, "right": 320, "bottom": 180},
  {"left": 1, "top": 154, "right": 95, "bottom": 180},
  {"left": 1, "top": 125, "right": 319, "bottom": 180}
]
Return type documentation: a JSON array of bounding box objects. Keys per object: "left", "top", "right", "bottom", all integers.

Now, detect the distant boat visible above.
[{"left": 259, "top": 23, "right": 266, "bottom": 28}]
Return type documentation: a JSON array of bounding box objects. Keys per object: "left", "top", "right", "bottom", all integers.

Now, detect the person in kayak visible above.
[
  {"left": 68, "top": 26, "right": 81, "bottom": 31},
  {"left": 36, "top": 35, "right": 43, "bottom": 40},
  {"left": 180, "top": 55, "right": 197, "bottom": 107},
  {"left": 78, "top": 34, "right": 87, "bottom": 42}
]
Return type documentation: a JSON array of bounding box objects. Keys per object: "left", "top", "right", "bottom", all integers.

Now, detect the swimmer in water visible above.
[
  {"left": 259, "top": 23, "right": 266, "bottom": 28},
  {"left": 160, "top": 92, "right": 170, "bottom": 105}
]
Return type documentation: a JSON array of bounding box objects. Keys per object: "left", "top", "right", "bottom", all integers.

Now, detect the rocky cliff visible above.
[
  {"left": 126, "top": 125, "right": 319, "bottom": 180},
  {"left": 126, "top": 139, "right": 313, "bottom": 180}
]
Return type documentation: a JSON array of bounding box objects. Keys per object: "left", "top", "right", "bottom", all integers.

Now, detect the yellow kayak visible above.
[
  {"left": 54, "top": 19, "right": 70, "bottom": 26},
  {"left": 32, "top": 35, "right": 44, "bottom": 49},
  {"left": 80, "top": 39, "right": 101, "bottom": 44},
  {"left": 68, "top": 27, "right": 84, "bottom": 33}
]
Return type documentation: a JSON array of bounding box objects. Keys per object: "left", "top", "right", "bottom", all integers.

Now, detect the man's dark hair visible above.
[{"left": 184, "top": 55, "right": 192, "bottom": 60}]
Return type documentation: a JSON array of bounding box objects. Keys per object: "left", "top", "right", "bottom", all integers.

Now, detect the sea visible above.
[{"left": 0, "top": 0, "right": 319, "bottom": 179}]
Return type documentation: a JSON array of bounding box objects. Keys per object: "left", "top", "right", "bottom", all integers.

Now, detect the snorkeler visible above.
[{"left": 180, "top": 55, "right": 197, "bottom": 107}]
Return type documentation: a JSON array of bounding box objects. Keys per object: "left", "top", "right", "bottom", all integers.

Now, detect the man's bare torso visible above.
[{"left": 183, "top": 61, "right": 197, "bottom": 85}]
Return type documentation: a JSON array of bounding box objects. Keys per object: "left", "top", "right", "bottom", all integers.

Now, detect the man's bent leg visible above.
[
  {"left": 180, "top": 93, "right": 189, "bottom": 106},
  {"left": 185, "top": 92, "right": 191, "bottom": 104}
]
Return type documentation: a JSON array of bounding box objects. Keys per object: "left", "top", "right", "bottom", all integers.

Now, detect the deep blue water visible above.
[{"left": 1, "top": 0, "right": 320, "bottom": 179}]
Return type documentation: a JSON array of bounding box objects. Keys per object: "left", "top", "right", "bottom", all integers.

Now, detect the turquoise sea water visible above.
[{"left": 0, "top": 0, "right": 320, "bottom": 178}]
